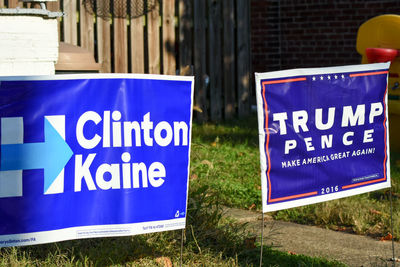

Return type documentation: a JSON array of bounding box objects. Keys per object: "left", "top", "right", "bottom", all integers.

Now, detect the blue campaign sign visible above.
[
  {"left": 0, "top": 74, "right": 194, "bottom": 246},
  {"left": 255, "top": 63, "right": 391, "bottom": 212}
]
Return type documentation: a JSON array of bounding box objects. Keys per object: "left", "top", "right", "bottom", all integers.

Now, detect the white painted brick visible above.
[
  {"left": 0, "top": 61, "right": 55, "bottom": 76},
  {"left": 0, "top": 15, "right": 59, "bottom": 75}
]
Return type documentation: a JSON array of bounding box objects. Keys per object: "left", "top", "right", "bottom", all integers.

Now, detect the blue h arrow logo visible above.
[{"left": 0, "top": 116, "right": 73, "bottom": 197}]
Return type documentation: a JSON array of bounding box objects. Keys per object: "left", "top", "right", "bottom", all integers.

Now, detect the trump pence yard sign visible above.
[{"left": 255, "top": 63, "right": 391, "bottom": 212}]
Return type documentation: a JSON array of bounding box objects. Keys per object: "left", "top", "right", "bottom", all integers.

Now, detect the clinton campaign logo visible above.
[{"left": 0, "top": 116, "right": 72, "bottom": 197}]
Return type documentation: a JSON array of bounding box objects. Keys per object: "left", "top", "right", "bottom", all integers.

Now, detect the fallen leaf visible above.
[
  {"left": 211, "top": 137, "right": 220, "bottom": 147},
  {"left": 193, "top": 105, "right": 203, "bottom": 113},
  {"left": 380, "top": 233, "right": 393, "bottom": 241},
  {"left": 244, "top": 237, "right": 256, "bottom": 249},
  {"left": 288, "top": 251, "right": 297, "bottom": 255},
  {"left": 155, "top": 256, "right": 173, "bottom": 267},
  {"left": 190, "top": 174, "right": 198, "bottom": 180},
  {"left": 369, "top": 209, "right": 382, "bottom": 215},
  {"left": 248, "top": 203, "right": 256, "bottom": 210},
  {"left": 201, "top": 160, "right": 214, "bottom": 169}
]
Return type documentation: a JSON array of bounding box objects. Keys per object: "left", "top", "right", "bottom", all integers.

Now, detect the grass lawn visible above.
[
  {"left": 191, "top": 116, "right": 400, "bottom": 240},
  {"left": 0, "top": 116, "right": 348, "bottom": 266},
  {"left": 190, "top": 117, "right": 262, "bottom": 210},
  {"left": 0, "top": 179, "right": 344, "bottom": 266}
]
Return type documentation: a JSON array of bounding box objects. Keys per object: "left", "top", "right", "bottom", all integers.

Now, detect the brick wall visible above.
[{"left": 251, "top": 0, "right": 400, "bottom": 72}]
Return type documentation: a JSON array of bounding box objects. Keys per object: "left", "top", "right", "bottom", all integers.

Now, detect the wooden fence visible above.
[{"left": 1, "top": 0, "right": 251, "bottom": 121}]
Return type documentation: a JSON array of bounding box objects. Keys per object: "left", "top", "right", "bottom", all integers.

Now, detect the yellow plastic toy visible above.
[{"left": 357, "top": 14, "right": 400, "bottom": 152}]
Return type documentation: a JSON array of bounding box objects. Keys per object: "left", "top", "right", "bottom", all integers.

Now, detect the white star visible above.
[
  {"left": 334, "top": 75, "right": 338, "bottom": 79},
  {"left": 312, "top": 76, "right": 316, "bottom": 81},
  {"left": 327, "top": 75, "right": 331, "bottom": 80},
  {"left": 341, "top": 74, "right": 345, "bottom": 79},
  {"left": 320, "top": 76, "right": 324, "bottom": 80}
]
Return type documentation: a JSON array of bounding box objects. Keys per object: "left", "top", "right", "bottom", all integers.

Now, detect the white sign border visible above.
[
  {"left": 0, "top": 218, "right": 186, "bottom": 247},
  {"left": 0, "top": 73, "right": 194, "bottom": 82}
]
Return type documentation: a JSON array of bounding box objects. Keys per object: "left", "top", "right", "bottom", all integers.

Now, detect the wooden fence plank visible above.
[
  {"left": 223, "top": 0, "right": 236, "bottom": 120},
  {"left": 179, "top": 0, "right": 192, "bottom": 74},
  {"left": 0, "top": 0, "right": 5, "bottom": 7},
  {"left": 63, "top": 0, "right": 78, "bottom": 45},
  {"left": 97, "top": 17, "right": 111, "bottom": 73},
  {"left": 147, "top": 0, "right": 160, "bottom": 74},
  {"left": 47, "top": 2, "right": 59, "bottom": 11},
  {"left": 7, "top": 0, "right": 19, "bottom": 8},
  {"left": 130, "top": 16, "right": 145, "bottom": 73},
  {"left": 96, "top": 0, "right": 111, "bottom": 73},
  {"left": 113, "top": 1, "right": 128, "bottom": 73},
  {"left": 236, "top": 0, "right": 250, "bottom": 118},
  {"left": 113, "top": 18, "right": 128, "bottom": 73},
  {"left": 193, "top": 0, "right": 207, "bottom": 121},
  {"left": 80, "top": 1, "right": 95, "bottom": 53},
  {"left": 208, "top": 0, "right": 222, "bottom": 121},
  {"left": 162, "top": 0, "right": 176, "bottom": 75}
]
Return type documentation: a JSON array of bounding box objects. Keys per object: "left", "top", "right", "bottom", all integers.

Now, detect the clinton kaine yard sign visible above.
[
  {"left": 255, "top": 63, "right": 391, "bottom": 212},
  {"left": 0, "top": 74, "right": 193, "bottom": 247}
]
